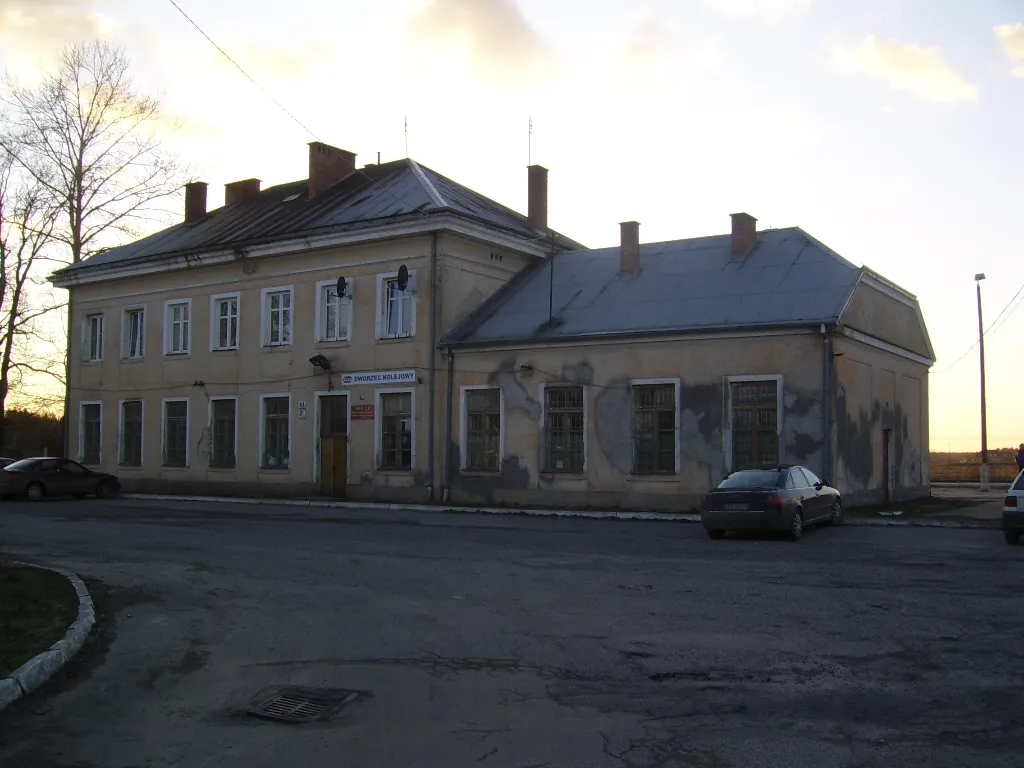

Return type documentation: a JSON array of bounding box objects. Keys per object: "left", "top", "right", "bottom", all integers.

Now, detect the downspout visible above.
[
  {"left": 822, "top": 324, "right": 832, "bottom": 483},
  {"left": 426, "top": 233, "right": 439, "bottom": 503},
  {"left": 442, "top": 348, "right": 455, "bottom": 503},
  {"left": 62, "top": 293, "right": 73, "bottom": 457}
]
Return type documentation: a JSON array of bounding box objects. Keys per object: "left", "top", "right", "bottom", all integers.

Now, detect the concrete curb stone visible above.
[
  {"left": 123, "top": 493, "right": 999, "bottom": 529},
  {"left": 0, "top": 564, "right": 96, "bottom": 713}
]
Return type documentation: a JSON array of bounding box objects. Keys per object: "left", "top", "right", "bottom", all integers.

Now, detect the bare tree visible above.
[{"left": 0, "top": 41, "right": 188, "bottom": 449}]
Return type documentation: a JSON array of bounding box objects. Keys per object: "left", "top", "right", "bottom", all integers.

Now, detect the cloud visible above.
[
  {"left": 832, "top": 35, "right": 978, "bottom": 104},
  {"left": 701, "top": 0, "right": 813, "bottom": 22},
  {"left": 0, "top": 0, "right": 111, "bottom": 52},
  {"left": 406, "top": 0, "right": 556, "bottom": 86},
  {"left": 621, "top": 15, "right": 674, "bottom": 67},
  {"left": 994, "top": 23, "right": 1024, "bottom": 77}
]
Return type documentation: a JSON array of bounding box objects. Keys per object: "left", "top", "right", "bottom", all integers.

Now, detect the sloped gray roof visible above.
[
  {"left": 54, "top": 159, "right": 579, "bottom": 278},
  {"left": 443, "top": 228, "right": 864, "bottom": 346}
]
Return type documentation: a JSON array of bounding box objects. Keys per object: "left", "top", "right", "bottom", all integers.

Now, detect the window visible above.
[
  {"left": 731, "top": 379, "right": 779, "bottom": 470},
  {"left": 80, "top": 402, "right": 101, "bottom": 464},
  {"left": 317, "top": 281, "right": 352, "bottom": 342},
  {"left": 120, "top": 400, "right": 143, "bottom": 466},
  {"left": 378, "top": 274, "right": 415, "bottom": 338},
  {"left": 163, "top": 399, "right": 188, "bottom": 467},
  {"left": 211, "top": 294, "right": 239, "bottom": 350},
  {"left": 122, "top": 308, "right": 145, "bottom": 359},
  {"left": 210, "top": 398, "right": 236, "bottom": 468},
  {"left": 263, "top": 288, "right": 292, "bottom": 346},
  {"left": 165, "top": 300, "right": 190, "bottom": 355},
  {"left": 379, "top": 392, "right": 412, "bottom": 469},
  {"left": 632, "top": 383, "right": 676, "bottom": 474},
  {"left": 84, "top": 313, "right": 104, "bottom": 362},
  {"left": 544, "top": 386, "right": 585, "bottom": 473},
  {"left": 800, "top": 467, "right": 821, "bottom": 487},
  {"left": 464, "top": 388, "right": 500, "bottom": 471},
  {"left": 261, "top": 396, "right": 290, "bottom": 467}
]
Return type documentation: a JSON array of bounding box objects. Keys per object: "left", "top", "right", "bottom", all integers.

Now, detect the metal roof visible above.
[
  {"left": 54, "top": 159, "right": 579, "bottom": 278},
  {"left": 443, "top": 228, "right": 867, "bottom": 346}
]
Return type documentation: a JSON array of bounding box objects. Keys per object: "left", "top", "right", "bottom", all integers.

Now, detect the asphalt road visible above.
[{"left": 0, "top": 498, "right": 1022, "bottom": 768}]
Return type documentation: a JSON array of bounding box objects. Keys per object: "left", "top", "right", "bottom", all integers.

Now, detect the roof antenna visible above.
[
  {"left": 377, "top": 151, "right": 381, "bottom": 165},
  {"left": 528, "top": 116, "right": 533, "bottom": 166},
  {"left": 404, "top": 117, "right": 409, "bottom": 158}
]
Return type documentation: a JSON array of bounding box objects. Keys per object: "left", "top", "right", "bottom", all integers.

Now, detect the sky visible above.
[{"left": 1, "top": 0, "right": 1022, "bottom": 452}]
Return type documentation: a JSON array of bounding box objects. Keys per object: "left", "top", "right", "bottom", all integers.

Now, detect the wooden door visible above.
[{"left": 319, "top": 395, "right": 348, "bottom": 498}]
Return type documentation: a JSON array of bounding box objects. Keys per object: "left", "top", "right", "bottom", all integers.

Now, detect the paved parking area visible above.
[{"left": 0, "top": 497, "right": 1022, "bottom": 768}]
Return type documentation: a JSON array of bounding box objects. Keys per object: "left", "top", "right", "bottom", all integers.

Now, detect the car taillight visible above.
[
  {"left": 1007, "top": 496, "right": 1018, "bottom": 508},
  {"left": 766, "top": 493, "right": 782, "bottom": 507}
]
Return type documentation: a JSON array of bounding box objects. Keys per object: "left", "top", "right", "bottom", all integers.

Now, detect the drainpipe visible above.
[
  {"left": 442, "top": 348, "right": 455, "bottom": 503},
  {"left": 822, "top": 324, "right": 833, "bottom": 483},
  {"left": 426, "top": 233, "right": 439, "bottom": 503}
]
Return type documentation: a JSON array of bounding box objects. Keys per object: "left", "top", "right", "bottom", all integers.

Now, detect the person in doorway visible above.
[{"left": 1017, "top": 443, "right": 1024, "bottom": 474}]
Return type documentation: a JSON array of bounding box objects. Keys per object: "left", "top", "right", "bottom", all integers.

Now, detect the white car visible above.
[{"left": 1004, "top": 469, "right": 1024, "bottom": 545}]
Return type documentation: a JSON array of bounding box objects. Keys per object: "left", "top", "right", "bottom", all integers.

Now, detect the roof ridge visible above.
[{"left": 406, "top": 159, "right": 447, "bottom": 209}]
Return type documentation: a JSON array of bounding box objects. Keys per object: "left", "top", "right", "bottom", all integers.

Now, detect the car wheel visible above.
[
  {"left": 706, "top": 529, "right": 725, "bottom": 540},
  {"left": 25, "top": 482, "right": 44, "bottom": 502},
  {"left": 787, "top": 510, "right": 804, "bottom": 541},
  {"left": 830, "top": 500, "right": 844, "bottom": 525},
  {"left": 96, "top": 480, "right": 118, "bottom": 499},
  {"left": 1005, "top": 530, "right": 1021, "bottom": 545}
]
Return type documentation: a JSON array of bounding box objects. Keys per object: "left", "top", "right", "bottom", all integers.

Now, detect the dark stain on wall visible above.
[
  {"left": 594, "top": 378, "right": 633, "bottom": 474},
  {"left": 787, "top": 432, "right": 823, "bottom": 461},
  {"left": 449, "top": 438, "right": 531, "bottom": 503},
  {"left": 788, "top": 393, "right": 817, "bottom": 417},
  {"left": 489, "top": 358, "right": 541, "bottom": 421},
  {"left": 561, "top": 361, "right": 594, "bottom": 385},
  {"left": 680, "top": 383, "right": 723, "bottom": 439},
  {"left": 836, "top": 385, "right": 881, "bottom": 490}
]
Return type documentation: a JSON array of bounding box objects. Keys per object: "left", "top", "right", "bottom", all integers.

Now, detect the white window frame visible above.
[
  {"left": 723, "top": 374, "right": 785, "bottom": 473},
  {"left": 258, "top": 393, "right": 292, "bottom": 469},
  {"left": 375, "top": 271, "right": 417, "bottom": 339},
  {"left": 538, "top": 382, "right": 589, "bottom": 474},
  {"left": 161, "top": 397, "right": 190, "bottom": 468},
  {"left": 163, "top": 298, "right": 192, "bottom": 356},
  {"left": 121, "top": 305, "right": 146, "bottom": 359},
  {"left": 374, "top": 387, "right": 416, "bottom": 470},
  {"left": 460, "top": 385, "right": 504, "bottom": 471},
  {"left": 117, "top": 398, "right": 144, "bottom": 467},
  {"left": 208, "top": 395, "right": 239, "bottom": 469},
  {"left": 210, "top": 291, "right": 240, "bottom": 351},
  {"left": 78, "top": 400, "right": 103, "bottom": 465},
  {"left": 261, "top": 286, "right": 294, "bottom": 347},
  {"left": 83, "top": 312, "right": 104, "bottom": 363},
  {"left": 629, "top": 378, "right": 681, "bottom": 475},
  {"left": 315, "top": 279, "right": 354, "bottom": 342}
]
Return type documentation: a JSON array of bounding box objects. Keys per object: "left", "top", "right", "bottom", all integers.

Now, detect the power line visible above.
[
  {"left": 932, "top": 279, "right": 1024, "bottom": 375},
  {"left": 166, "top": 0, "right": 320, "bottom": 141}
]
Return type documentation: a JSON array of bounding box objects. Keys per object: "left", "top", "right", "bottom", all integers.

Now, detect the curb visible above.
[
  {"left": 122, "top": 493, "right": 1000, "bottom": 529},
  {"left": 0, "top": 564, "right": 95, "bottom": 714}
]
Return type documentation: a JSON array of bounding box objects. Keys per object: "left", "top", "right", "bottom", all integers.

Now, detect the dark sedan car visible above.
[
  {"left": 0, "top": 458, "right": 120, "bottom": 501},
  {"left": 701, "top": 465, "right": 842, "bottom": 541}
]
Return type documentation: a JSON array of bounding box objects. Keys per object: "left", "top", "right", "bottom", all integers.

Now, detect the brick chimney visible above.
[
  {"left": 308, "top": 142, "right": 356, "bottom": 196},
  {"left": 224, "top": 178, "right": 261, "bottom": 206},
  {"left": 731, "top": 212, "right": 758, "bottom": 259},
  {"left": 184, "top": 181, "right": 208, "bottom": 224},
  {"left": 527, "top": 164, "right": 548, "bottom": 231},
  {"left": 620, "top": 221, "right": 640, "bottom": 274}
]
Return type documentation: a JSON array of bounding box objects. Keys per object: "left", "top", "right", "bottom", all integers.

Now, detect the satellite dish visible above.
[
  {"left": 335, "top": 276, "right": 347, "bottom": 297},
  {"left": 397, "top": 264, "right": 409, "bottom": 291}
]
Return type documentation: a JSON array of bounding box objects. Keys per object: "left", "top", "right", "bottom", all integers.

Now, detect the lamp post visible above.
[{"left": 975, "top": 273, "right": 989, "bottom": 491}]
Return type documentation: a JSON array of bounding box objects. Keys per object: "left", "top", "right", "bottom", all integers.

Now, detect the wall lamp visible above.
[{"left": 309, "top": 354, "right": 331, "bottom": 372}]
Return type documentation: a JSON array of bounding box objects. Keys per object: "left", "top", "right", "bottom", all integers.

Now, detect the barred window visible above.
[
  {"left": 544, "top": 386, "right": 584, "bottom": 473},
  {"left": 211, "top": 399, "right": 236, "bottom": 468},
  {"left": 120, "top": 400, "right": 142, "bottom": 466},
  {"left": 465, "top": 389, "right": 500, "bottom": 471},
  {"left": 163, "top": 400, "right": 188, "bottom": 467},
  {"left": 633, "top": 384, "right": 675, "bottom": 474},
  {"left": 731, "top": 380, "right": 779, "bottom": 470},
  {"left": 262, "top": 397, "right": 290, "bottom": 467},
  {"left": 81, "top": 403, "right": 101, "bottom": 464},
  {"left": 380, "top": 392, "right": 412, "bottom": 470}
]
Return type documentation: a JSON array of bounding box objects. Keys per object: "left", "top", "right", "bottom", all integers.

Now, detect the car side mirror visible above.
[{"left": 814, "top": 482, "right": 824, "bottom": 490}]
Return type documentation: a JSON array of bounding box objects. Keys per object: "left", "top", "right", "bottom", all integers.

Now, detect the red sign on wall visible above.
[{"left": 351, "top": 404, "right": 375, "bottom": 421}]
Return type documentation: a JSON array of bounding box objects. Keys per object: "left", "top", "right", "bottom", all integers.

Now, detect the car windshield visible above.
[
  {"left": 718, "top": 469, "right": 783, "bottom": 489},
  {"left": 3, "top": 459, "right": 38, "bottom": 471}
]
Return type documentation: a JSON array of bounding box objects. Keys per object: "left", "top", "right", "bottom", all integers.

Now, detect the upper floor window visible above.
[
  {"left": 317, "top": 280, "right": 352, "bottom": 342},
  {"left": 122, "top": 307, "right": 145, "bottom": 359},
  {"left": 164, "top": 300, "right": 191, "bottom": 355},
  {"left": 262, "top": 287, "right": 293, "bottom": 347},
  {"left": 377, "top": 272, "right": 415, "bottom": 339},
  {"left": 83, "top": 312, "right": 104, "bottom": 362},
  {"left": 211, "top": 293, "right": 239, "bottom": 350}
]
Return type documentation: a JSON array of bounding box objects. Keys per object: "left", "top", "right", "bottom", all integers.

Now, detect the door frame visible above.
[{"left": 313, "top": 390, "right": 352, "bottom": 489}]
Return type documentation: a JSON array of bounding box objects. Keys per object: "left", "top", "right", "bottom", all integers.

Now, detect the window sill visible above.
[
  {"left": 119, "top": 357, "right": 145, "bottom": 364},
  {"left": 260, "top": 344, "right": 293, "bottom": 353},
  {"left": 461, "top": 469, "right": 501, "bottom": 476},
  {"left": 376, "top": 335, "right": 416, "bottom": 343},
  {"left": 208, "top": 465, "right": 237, "bottom": 472},
  {"left": 539, "top": 471, "right": 585, "bottom": 479},
  {"left": 629, "top": 474, "right": 679, "bottom": 482},
  {"left": 315, "top": 339, "right": 351, "bottom": 348},
  {"left": 161, "top": 465, "right": 189, "bottom": 471},
  {"left": 82, "top": 360, "right": 103, "bottom": 366},
  {"left": 118, "top": 464, "right": 143, "bottom": 470},
  {"left": 211, "top": 347, "right": 238, "bottom": 353},
  {"left": 377, "top": 468, "right": 413, "bottom": 474},
  {"left": 259, "top": 466, "right": 291, "bottom": 471},
  {"left": 164, "top": 353, "right": 190, "bottom": 359}
]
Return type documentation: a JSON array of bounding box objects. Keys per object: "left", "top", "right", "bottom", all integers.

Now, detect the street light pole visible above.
[{"left": 975, "top": 273, "right": 989, "bottom": 491}]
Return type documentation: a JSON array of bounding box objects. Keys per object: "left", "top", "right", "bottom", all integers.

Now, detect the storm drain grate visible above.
[{"left": 247, "top": 686, "right": 360, "bottom": 723}]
